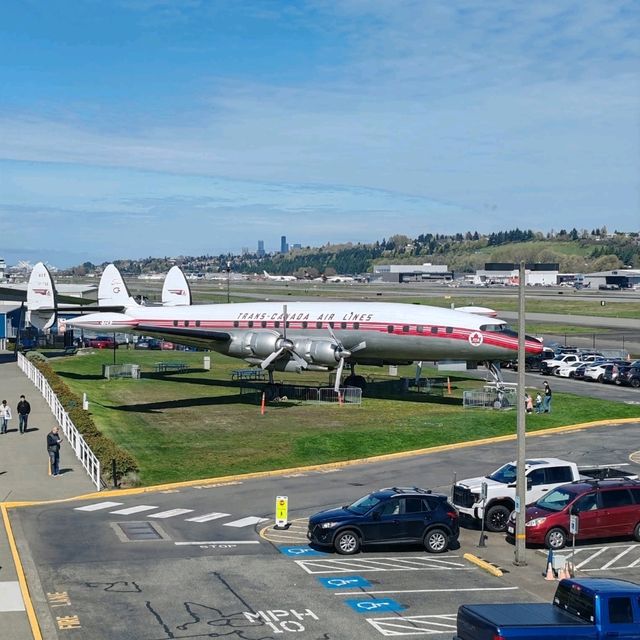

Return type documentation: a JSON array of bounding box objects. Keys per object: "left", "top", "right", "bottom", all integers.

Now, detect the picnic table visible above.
[
  {"left": 231, "top": 369, "right": 267, "bottom": 382},
  {"left": 154, "top": 361, "right": 188, "bottom": 373}
]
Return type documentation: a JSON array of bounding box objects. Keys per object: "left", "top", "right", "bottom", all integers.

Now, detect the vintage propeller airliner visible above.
[{"left": 27, "top": 262, "right": 542, "bottom": 391}]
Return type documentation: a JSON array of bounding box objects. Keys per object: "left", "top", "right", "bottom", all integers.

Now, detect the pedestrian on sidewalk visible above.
[
  {"left": 0, "top": 399, "right": 12, "bottom": 434},
  {"left": 17, "top": 394, "right": 31, "bottom": 434},
  {"left": 543, "top": 381, "right": 552, "bottom": 413},
  {"left": 47, "top": 426, "right": 63, "bottom": 476}
]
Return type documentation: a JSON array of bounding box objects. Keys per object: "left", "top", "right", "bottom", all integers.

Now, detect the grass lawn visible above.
[{"left": 48, "top": 349, "right": 640, "bottom": 486}]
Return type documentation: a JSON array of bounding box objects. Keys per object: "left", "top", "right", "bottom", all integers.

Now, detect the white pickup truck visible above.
[{"left": 452, "top": 457, "right": 637, "bottom": 532}]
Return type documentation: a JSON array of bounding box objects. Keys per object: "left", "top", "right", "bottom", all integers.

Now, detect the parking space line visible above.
[
  {"left": 601, "top": 545, "right": 636, "bottom": 570},
  {"left": 574, "top": 547, "right": 607, "bottom": 569},
  {"left": 74, "top": 501, "right": 123, "bottom": 511},
  {"left": 109, "top": 505, "right": 158, "bottom": 515},
  {"left": 184, "top": 512, "right": 230, "bottom": 523},
  {"left": 334, "top": 587, "right": 518, "bottom": 596},
  {"left": 148, "top": 508, "right": 194, "bottom": 518},
  {"left": 295, "top": 556, "right": 468, "bottom": 574},
  {"left": 366, "top": 613, "right": 457, "bottom": 636}
]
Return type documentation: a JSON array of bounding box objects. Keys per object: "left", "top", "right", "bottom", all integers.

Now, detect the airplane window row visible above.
[
  {"left": 387, "top": 325, "right": 454, "bottom": 334},
  {"left": 173, "top": 320, "right": 201, "bottom": 327}
]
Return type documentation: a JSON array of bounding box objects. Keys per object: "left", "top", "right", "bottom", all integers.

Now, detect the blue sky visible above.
[{"left": 1, "top": 1, "right": 638, "bottom": 266}]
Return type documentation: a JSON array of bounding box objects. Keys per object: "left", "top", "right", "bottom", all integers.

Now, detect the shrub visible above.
[{"left": 26, "top": 354, "right": 140, "bottom": 483}]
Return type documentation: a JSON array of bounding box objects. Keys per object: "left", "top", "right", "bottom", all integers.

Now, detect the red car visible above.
[
  {"left": 507, "top": 478, "right": 640, "bottom": 549},
  {"left": 86, "top": 336, "right": 116, "bottom": 349}
]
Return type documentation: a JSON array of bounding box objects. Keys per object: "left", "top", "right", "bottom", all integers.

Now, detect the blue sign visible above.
[
  {"left": 318, "top": 576, "right": 371, "bottom": 589},
  {"left": 344, "top": 598, "right": 405, "bottom": 614},
  {"left": 278, "top": 546, "right": 327, "bottom": 557}
]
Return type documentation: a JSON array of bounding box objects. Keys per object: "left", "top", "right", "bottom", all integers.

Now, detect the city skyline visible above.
[{"left": 1, "top": 1, "right": 638, "bottom": 266}]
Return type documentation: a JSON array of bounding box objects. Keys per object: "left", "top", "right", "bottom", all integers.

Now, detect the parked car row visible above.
[{"left": 307, "top": 456, "right": 640, "bottom": 556}]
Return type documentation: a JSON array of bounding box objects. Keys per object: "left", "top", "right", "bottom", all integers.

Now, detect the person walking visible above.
[
  {"left": 543, "top": 381, "right": 552, "bottom": 413},
  {"left": 0, "top": 399, "right": 12, "bottom": 434},
  {"left": 47, "top": 426, "right": 63, "bottom": 477},
  {"left": 17, "top": 394, "right": 31, "bottom": 434}
]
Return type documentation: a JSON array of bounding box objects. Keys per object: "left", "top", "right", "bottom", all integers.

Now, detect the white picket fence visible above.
[{"left": 17, "top": 353, "right": 101, "bottom": 490}]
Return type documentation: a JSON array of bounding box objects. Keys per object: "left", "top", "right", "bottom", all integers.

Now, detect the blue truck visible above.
[{"left": 454, "top": 578, "right": 640, "bottom": 639}]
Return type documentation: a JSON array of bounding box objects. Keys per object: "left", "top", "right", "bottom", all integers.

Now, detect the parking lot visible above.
[{"left": 9, "top": 420, "right": 640, "bottom": 639}]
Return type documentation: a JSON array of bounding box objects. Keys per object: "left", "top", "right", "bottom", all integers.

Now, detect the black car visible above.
[
  {"left": 617, "top": 362, "right": 640, "bottom": 388},
  {"left": 307, "top": 487, "right": 459, "bottom": 555}
]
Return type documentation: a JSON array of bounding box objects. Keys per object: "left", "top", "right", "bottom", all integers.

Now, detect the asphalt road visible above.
[{"left": 12, "top": 421, "right": 640, "bottom": 639}]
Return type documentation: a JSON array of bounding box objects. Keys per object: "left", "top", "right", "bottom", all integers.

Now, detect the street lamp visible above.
[{"left": 226, "top": 261, "right": 231, "bottom": 303}]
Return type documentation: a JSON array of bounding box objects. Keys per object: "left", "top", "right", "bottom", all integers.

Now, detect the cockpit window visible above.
[{"left": 480, "top": 323, "right": 510, "bottom": 333}]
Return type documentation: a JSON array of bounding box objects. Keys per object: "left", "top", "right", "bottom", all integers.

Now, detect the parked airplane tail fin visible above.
[
  {"left": 98, "top": 264, "right": 139, "bottom": 309},
  {"left": 26, "top": 261, "right": 57, "bottom": 330},
  {"left": 162, "top": 266, "right": 192, "bottom": 306}
]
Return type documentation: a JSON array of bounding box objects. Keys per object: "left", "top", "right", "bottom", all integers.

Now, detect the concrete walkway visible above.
[{"left": 0, "top": 355, "right": 95, "bottom": 640}]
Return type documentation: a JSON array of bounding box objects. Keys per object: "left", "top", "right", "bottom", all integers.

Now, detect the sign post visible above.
[
  {"left": 570, "top": 514, "right": 579, "bottom": 564},
  {"left": 478, "top": 481, "right": 487, "bottom": 547},
  {"left": 274, "top": 495, "right": 289, "bottom": 530}
]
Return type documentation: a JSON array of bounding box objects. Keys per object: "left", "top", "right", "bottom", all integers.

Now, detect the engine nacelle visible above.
[
  {"left": 227, "top": 331, "right": 280, "bottom": 359},
  {"left": 295, "top": 338, "right": 340, "bottom": 366}
]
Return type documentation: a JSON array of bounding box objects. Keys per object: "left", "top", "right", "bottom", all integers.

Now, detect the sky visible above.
[{"left": 1, "top": 1, "right": 638, "bottom": 267}]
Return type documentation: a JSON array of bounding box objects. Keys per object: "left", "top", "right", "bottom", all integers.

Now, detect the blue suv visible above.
[{"left": 307, "top": 487, "right": 459, "bottom": 555}]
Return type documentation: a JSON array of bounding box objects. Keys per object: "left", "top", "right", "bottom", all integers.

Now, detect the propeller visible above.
[
  {"left": 260, "top": 305, "right": 308, "bottom": 370},
  {"left": 328, "top": 325, "right": 366, "bottom": 392}
]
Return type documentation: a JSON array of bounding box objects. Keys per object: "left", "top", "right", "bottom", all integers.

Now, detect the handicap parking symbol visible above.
[
  {"left": 318, "top": 576, "right": 371, "bottom": 589},
  {"left": 279, "top": 546, "right": 327, "bottom": 557},
  {"left": 344, "top": 598, "right": 405, "bottom": 614}
]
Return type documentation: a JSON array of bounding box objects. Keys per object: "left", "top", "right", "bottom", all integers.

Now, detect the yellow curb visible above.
[
  {"left": 1, "top": 504, "right": 43, "bottom": 640},
  {"left": 464, "top": 552, "right": 504, "bottom": 577},
  {"left": 4, "top": 417, "right": 639, "bottom": 510}
]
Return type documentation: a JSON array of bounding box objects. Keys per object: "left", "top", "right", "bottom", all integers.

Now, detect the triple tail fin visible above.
[
  {"left": 26, "top": 261, "right": 57, "bottom": 330},
  {"left": 162, "top": 266, "right": 192, "bottom": 306},
  {"left": 98, "top": 264, "right": 139, "bottom": 309}
]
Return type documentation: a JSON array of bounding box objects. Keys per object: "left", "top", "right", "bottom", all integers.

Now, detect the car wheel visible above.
[
  {"left": 597, "top": 374, "right": 604, "bottom": 382},
  {"left": 631, "top": 378, "right": 640, "bottom": 389},
  {"left": 633, "top": 522, "right": 640, "bottom": 543},
  {"left": 545, "top": 527, "right": 567, "bottom": 550},
  {"left": 485, "top": 505, "right": 511, "bottom": 533},
  {"left": 334, "top": 530, "right": 360, "bottom": 555},
  {"left": 424, "top": 528, "right": 449, "bottom": 554}
]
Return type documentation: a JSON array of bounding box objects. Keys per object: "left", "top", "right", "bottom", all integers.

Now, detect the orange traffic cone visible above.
[
  {"left": 260, "top": 392, "right": 266, "bottom": 416},
  {"left": 557, "top": 565, "right": 567, "bottom": 581},
  {"left": 544, "top": 562, "right": 555, "bottom": 581},
  {"left": 447, "top": 377, "right": 452, "bottom": 395}
]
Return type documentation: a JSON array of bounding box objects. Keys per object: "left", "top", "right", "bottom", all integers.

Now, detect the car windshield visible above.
[
  {"left": 347, "top": 494, "right": 383, "bottom": 515},
  {"left": 488, "top": 463, "right": 517, "bottom": 484},
  {"left": 535, "top": 488, "right": 575, "bottom": 512}
]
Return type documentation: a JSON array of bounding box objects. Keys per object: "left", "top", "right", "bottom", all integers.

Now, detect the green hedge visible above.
[{"left": 27, "top": 355, "right": 139, "bottom": 483}]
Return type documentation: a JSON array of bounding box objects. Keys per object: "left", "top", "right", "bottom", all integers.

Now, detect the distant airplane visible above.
[
  {"left": 455, "top": 305, "right": 498, "bottom": 318},
  {"left": 263, "top": 270, "right": 297, "bottom": 282},
  {"left": 29, "top": 262, "right": 542, "bottom": 391}
]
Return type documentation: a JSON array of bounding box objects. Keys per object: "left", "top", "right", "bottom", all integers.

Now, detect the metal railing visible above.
[{"left": 17, "top": 353, "right": 101, "bottom": 490}]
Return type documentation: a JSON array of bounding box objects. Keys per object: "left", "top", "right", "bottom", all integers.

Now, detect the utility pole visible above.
[
  {"left": 514, "top": 260, "right": 527, "bottom": 566},
  {"left": 226, "top": 261, "right": 231, "bottom": 303}
]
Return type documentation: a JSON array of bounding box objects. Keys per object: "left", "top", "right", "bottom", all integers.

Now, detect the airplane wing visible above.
[{"left": 135, "top": 324, "right": 231, "bottom": 349}]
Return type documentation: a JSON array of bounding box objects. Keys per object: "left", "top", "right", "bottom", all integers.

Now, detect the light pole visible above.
[{"left": 226, "top": 261, "right": 231, "bottom": 303}]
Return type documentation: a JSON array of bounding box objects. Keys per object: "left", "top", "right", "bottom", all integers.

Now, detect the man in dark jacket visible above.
[
  {"left": 47, "top": 426, "right": 63, "bottom": 476},
  {"left": 17, "top": 395, "right": 31, "bottom": 434}
]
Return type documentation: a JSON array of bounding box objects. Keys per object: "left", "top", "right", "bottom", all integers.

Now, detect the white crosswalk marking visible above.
[
  {"left": 224, "top": 516, "right": 268, "bottom": 528},
  {"left": 109, "top": 505, "right": 158, "bottom": 515},
  {"left": 74, "top": 502, "right": 123, "bottom": 512},
  {"left": 148, "top": 509, "right": 194, "bottom": 519},
  {"left": 185, "top": 512, "right": 230, "bottom": 523}
]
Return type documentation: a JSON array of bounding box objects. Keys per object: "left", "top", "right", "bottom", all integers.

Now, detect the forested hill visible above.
[{"left": 68, "top": 228, "right": 639, "bottom": 277}]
